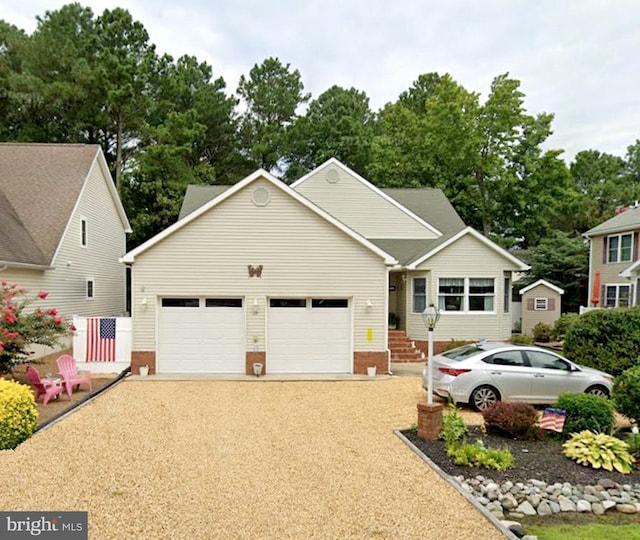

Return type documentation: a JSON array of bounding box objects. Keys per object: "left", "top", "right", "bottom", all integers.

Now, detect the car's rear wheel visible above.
[
  {"left": 585, "top": 385, "right": 610, "bottom": 398},
  {"left": 470, "top": 385, "right": 500, "bottom": 411}
]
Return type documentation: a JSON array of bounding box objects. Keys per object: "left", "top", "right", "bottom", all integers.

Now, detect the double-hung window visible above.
[
  {"left": 412, "top": 278, "right": 426, "bottom": 313},
  {"left": 438, "top": 278, "right": 495, "bottom": 312},
  {"left": 438, "top": 278, "right": 464, "bottom": 311},
  {"left": 605, "top": 284, "right": 631, "bottom": 308},
  {"left": 607, "top": 233, "right": 632, "bottom": 263}
]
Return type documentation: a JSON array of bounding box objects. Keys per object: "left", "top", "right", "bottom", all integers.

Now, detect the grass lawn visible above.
[{"left": 523, "top": 512, "right": 640, "bottom": 539}]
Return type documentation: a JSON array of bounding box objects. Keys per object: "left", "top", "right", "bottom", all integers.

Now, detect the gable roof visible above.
[
  {"left": 122, "top": 169, "right": 398, "bottom": 265},
  {"left": 371, "top": 188, "right": 468, "bottom": 265},
  {"left": 519, "top": 279, "right": 564, "bottom": 295},
  {"left": 179, "top": 184, "right": 232, "bottom": 220},
  {"left": 0, "top": 143, "right": 130, "bottom": 268},
  {"left": 407, "top": 226, "right": 530, "bottom": 271},
  {"left": 292, "top": 158, "right": 442, "bottom": 237},
  {"left": 583, "top": 205, "right": 640, "bottom": 237}
]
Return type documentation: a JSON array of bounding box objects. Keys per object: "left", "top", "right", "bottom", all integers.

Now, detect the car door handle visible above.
[
  {"left": 490, "top": 371, "right": 502, "bottom": 375},
  {"left": 534, "top": 374, "right": 545, "bottom": 378}
]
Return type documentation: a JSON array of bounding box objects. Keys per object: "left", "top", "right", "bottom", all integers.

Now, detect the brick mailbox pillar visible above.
[{"left": 417, "top": 402, "right": 444, "bottom": 440}]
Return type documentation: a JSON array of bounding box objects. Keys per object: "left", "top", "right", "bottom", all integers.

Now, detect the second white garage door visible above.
[
  {"left": 267, "top": 298, "right": 351, "bottom": 373},
  {"left": 158, "top": 298, "right": 245, "bottom": 373}
]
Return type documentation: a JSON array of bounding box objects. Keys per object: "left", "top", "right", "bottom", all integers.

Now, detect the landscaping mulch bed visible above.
[
  {"left": 403, "top": 425, "right": 640, "bottom": 486},
  {"left": 8, "top": 350, "right": 118, "bottom": 425}
]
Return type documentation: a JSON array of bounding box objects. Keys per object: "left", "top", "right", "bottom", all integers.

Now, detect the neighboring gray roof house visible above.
[
  {"left": 0, "top": 143, "right": 131, "bottom": 317},
  {"left": 583, "top": 203, "right": 640, "bottom": 307}
]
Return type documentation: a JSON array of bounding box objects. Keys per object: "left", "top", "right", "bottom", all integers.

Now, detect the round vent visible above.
[
  {"left": 326, "top": 169, "right": 339, "bottom": 183},
  {"left": 252, "top": 187, "right": 270, "bottom": 206}
]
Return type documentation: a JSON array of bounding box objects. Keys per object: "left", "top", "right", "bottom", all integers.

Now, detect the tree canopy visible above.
[{"left": 1, "top": 3, "right": 638, "bottom": 310}]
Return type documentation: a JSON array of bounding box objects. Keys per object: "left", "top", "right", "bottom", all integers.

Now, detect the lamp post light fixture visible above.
[{"left": 422, "top": 303, "right": 441, "bottom": 405}]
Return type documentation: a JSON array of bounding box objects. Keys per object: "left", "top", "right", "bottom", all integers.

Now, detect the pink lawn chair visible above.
[
  {"left": 26, "top": 366, "right": 63, "bottom": 405},
  {"left": 56, "top": 355, "right": 92, "bottom": 399}
]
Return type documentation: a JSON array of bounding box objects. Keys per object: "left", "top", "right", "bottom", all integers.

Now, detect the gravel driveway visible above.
[{"left": 0, "top": 377, "right": 503, "bottom": 539}]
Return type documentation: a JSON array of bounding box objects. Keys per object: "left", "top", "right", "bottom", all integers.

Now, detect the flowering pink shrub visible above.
[{"left": 0, "top": 282, "right": 74, "bottom": 374}]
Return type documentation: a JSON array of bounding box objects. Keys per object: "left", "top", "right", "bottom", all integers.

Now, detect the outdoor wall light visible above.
[
  {"left": 366, "top": 299, "right": 373, "bottom": 310},
  {"left": 252, "top": 298, "right": 259, "bottom": 314},
  {"left": 140, "top": 297, "right": 148, "bottom": 309}
]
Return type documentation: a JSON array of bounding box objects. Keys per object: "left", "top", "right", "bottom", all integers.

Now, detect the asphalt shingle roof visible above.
[
  {"left": 0, "top": 143, "right": 100, "bottom": 266},
  {"left": 584, "top": 205, "right": 640, "bottom": 237}
]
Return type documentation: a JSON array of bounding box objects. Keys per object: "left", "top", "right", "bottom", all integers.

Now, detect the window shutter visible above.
[
  {"left": 634, "top": 232, "right": 639, "bottom": 261},
  {"left": 527, "top": 298, "right": 534, "bottom": 310},
  {"left": 548, "top": 297, "right": 556, "bottom": 311},
  {"left": 600, "top": 285, "right": 605, "bottom": 307},
  {"left": 602, "top": 237, "right": 608, "bottom": 263}
]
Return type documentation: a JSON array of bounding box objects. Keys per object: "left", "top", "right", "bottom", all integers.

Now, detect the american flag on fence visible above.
[
  {"left": 86, "top": 318, "right": 116, "bottom": 362},
  {"left": 540, "top": 407, "right": 567, "bottom": 432}
]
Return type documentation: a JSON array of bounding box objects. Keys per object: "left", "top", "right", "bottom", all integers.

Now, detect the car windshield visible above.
[{"left": 441, "top": 345, "right": 486, "bottom": 361}]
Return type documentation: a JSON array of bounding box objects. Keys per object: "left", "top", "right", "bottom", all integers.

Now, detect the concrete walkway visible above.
[{"left": 0, "top": 376, "right": 505, "bottom": 539}]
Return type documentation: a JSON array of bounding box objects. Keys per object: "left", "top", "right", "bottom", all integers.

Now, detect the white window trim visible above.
[
  {"left": 86, "top": 277, "right": 95, "bottom": 300},
  {"left": 534, "top": 297, "right": 548, "bottom": 310},
  {"left": 437, "top": 277, "right": 496, "bottom": 314},
  {"left": 607, "top": 232, "right": 632, "bottom": 263},
  {"left": 81, "top": 216, "right": 88, "bottom": 248}
]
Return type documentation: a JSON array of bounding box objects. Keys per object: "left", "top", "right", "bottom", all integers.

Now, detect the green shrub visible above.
[
  {"left": 440, "top": 403, "right": 468, "bottom": 451},
  {"left": 482, "top": 401, "right": 542, "bottom": 440},
  {"left": 449, "top": 440, "right": 514, "bottom": 471},
  {"left": 563, "top": 306, "right": 640, "bottom": 377},
  {"left": 562, "top": 430, "right": 635, "bottom": 474},
  {"left": 612, "top": 366, "right": 640, "bottom": 423},
  {"left": 510, "top": 334, "right": 534, "bottom": 345},
  {"left": 532, "top": 322, "right": 554, "bottom": 342},
  {"left": 0, "top": 379, "right": 39, "bottom": 450},
  {"left": 625, "top": 433, "right": 640, "bottom": 459},
  {"left": 553, "top": 393, "right": 615, "bottom": 437},
  {"left": 553, "top": 313, "right": 579, "bottom": 340}
]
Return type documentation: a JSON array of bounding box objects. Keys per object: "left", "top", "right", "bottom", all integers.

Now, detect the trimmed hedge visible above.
[
  {"left": 563, "top": 307, "right": 640, "bottom": 377},
  {"left": 553, "top": 393, "right": 615, "bottom": 438},
  {"left": 612, "top": 365, "right": 640, "bottom": 423}
]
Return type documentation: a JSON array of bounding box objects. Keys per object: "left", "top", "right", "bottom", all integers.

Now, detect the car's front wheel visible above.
[
  {"left": 585, "top": 385, "right": 610, "bottom": 398},
  {"left": 470, "top": 385, "right": 500, "bottom": 411}
]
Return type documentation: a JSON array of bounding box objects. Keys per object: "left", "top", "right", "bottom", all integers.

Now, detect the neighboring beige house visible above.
[
  {"left": 0, "top": 143, "right": 131, "bottom": 319},
  {"left": 584, "top": 204, "right": 640, "bottom": 308},
  {"left": 122, "top": 159, "right": 528, "bottom": 376},
  {"left": 519, "top": 279, "right": 564, "bottom": 336}
]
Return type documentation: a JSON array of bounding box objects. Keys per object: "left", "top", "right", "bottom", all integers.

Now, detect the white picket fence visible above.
[{"left": 72, "top": 316, "right": 132, "bottom": 373}]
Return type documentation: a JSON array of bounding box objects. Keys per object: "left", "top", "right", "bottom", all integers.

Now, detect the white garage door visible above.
[
  {"left": 267, "top": 298, "right": 351, "bottom": 373},
  {"left": 158, "top": 298, "right": 245, "bottom": 373}
]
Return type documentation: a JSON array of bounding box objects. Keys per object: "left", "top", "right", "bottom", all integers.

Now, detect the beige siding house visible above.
[
  {"left": 125, "top": 159, "right": 528, "bottom": 375},
  {"left": 0, "top": 144, "right": 131, "bottom": 321},
  {"left": 584, "top": 204, "right": 640, "bottom": 307},
  {"left": 520, "top": 280, "right": 564, "bottom": 336}
]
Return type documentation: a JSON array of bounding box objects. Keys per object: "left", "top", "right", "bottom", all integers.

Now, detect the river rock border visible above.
[{"left": 456, "top": 474, "right": 640, "bottom": 520}]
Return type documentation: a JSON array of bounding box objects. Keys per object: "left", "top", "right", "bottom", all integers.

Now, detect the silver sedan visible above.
[{"left": 422, "top": 341, "right": 614, "bottom": 410}]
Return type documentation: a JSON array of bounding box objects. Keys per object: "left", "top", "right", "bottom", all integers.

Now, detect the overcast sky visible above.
[{"left": 2, "top": 0, "right": 639, "bottom": 163}]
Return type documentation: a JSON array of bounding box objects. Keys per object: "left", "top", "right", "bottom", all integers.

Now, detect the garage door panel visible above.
[
  {"left": 268, "top": 299, "right": 351, "bottom": 373},
  {"left": 158, "top": 299, "right": 245, "bottom": 373}
]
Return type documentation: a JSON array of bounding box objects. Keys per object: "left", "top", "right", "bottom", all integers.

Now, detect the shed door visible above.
[
  {"left": 158, "top": 298, "right": 245, "bottom": 373},
  {"left": 267, "top": 298, "right": 351, "bottom": 373}
]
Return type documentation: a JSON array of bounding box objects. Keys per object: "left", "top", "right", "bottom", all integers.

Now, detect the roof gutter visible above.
[{"left": 0, "top": 260, "right": 53, "bottom": 270}]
